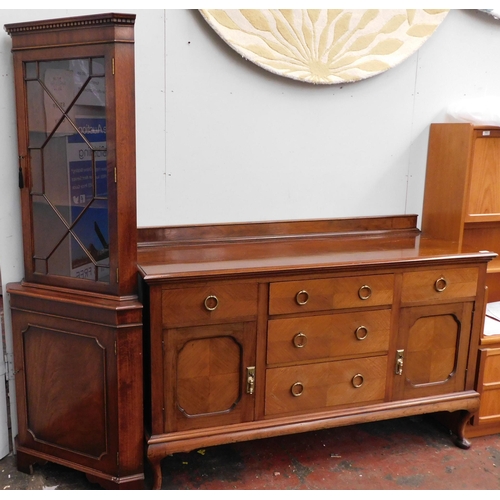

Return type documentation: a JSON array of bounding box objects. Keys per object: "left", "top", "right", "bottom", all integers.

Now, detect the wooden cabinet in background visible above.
[
  {"left": 422, "top": 122, "right": 500, "bottom": 437},
  {"left": 422, "top": 123, "right": 500, "bottom": 300}
]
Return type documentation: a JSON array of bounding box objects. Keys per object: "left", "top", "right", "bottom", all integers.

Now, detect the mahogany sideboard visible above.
[{"left": 137, "top": 214, "right": 495, "bottom": 490}]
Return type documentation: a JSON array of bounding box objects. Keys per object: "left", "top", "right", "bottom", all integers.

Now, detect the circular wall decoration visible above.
[{"left": 200, "top": 9, "right": 449, "bottom": 84}]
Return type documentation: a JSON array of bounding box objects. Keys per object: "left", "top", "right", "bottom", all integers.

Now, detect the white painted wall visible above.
[{"left": 0, "top": 8, "right": 500, "bottom": 453}]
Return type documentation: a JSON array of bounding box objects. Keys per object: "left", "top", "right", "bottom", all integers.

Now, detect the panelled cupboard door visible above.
[
  {"left": 163, "top": 322, "right": 257, "bottom": 432},
  {"left": 467, "top": 134, "right": 500, "bottom": 218},
  {"left": 11, "top": 310, "right": 120, "bottom": 475},
  {"left": 393, "top": 302, "right": 473, "bottom": 400}
]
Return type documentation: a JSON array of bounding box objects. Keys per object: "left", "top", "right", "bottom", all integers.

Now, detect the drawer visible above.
[
  {"left": 265, "top": 355, "right": 387, "bottom": 416},
  {"left": 267, "top": 309, "right": 391, "bottom": 365},
  {"left": 269, "top": 274, "right": 394, "bottom": 315},
  {"left": 162, "top": 283, "right": 258, "bottom": 327},
  {"left": 477, "top": 347, "right": 500, "bottom": 424},
  {"left": 401, "top": 267, "right": 478, "bottom": 304}
]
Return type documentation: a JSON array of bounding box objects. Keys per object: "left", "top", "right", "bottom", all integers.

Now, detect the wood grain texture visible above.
[
  {"left": 401, "top": 267, "right": 478, "bottom": 304},
  {"left": 269, "top": 274, "right": 394, "bottom": 315},
  {"left": 265, "top": 356, "right": 388, "bottom": 416},
  {"left": 141, "top": 215, "right": 495, "bottom": 488},
  {"left": 267, "top": 309, "right": 391, "bottom": 365},
  {"left": 394, "top": 302, "right": 473, "bottom": 401},
  {"left": 163, "top": 322, "right": 256, "bottom": 433},
  {"left": 467, "top": 137, "right": 500, "bottom": 217},
  {"left": 476, "top": 347, "right": 500, "bottom": 424},
  {"left": 161, "top": 283, "right": 258, "bottom": 327},
  {"left": 421, "top": 123, "right": 474, "bottom": 245},
  {"left": 8, "top": 285, "right": 143, "bottom": 484}
]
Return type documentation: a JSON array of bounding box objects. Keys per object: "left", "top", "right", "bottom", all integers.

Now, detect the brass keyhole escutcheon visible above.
[
  {"left": 296, "top": 290, "right": 309, "bottom": 306},
  {"left": 291, "top": 382, "right": 304, "bottom": 397},
  {"left": 435, "top": 277, "right": 447, "bottom": 292},
  {"left": 395, "top": 349, "right": 404, "bottom": 375},
  {"left": 352, "top": 374, "right": 364, "bottom": 388},
  {"left": 355, "top": 326, "right": 368, "bottom": 341},
  {"left": 293, "top": 332, "right": 308, "bottom": 348},
  {"left": 204, "top": 295, "right": 219, "bottom": 311},
  {"left": 358, "top": 285, "right": 372, "bottom": 300},
  {"left": 246, "top": 366, "right": 256, "bottom": 395}
]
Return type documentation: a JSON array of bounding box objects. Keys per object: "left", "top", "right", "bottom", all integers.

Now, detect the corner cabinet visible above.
[
  {"left": 138, "top": 216, "right": 495, "bottom": 490},
  {"left": 5, "top": 14, "right": 144, "bottom": 488},
  {"left": 422, "top": 123, "right": 500, "bottom": 437}
]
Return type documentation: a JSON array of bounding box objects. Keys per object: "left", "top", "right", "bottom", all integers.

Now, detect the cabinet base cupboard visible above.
[{"left": 137, "top": 215, "right": 495, "bottom": 489}]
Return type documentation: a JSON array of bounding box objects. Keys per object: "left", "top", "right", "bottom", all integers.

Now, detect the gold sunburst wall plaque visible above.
[{"left": 200, "top": 9, "right": 449, "bottom": 84}]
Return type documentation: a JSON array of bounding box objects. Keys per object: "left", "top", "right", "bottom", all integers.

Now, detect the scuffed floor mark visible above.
[
  {"left": 394, "top": 474, "right": 426, "bottom": 488},
  {"left": 289, "top": 457, "right": 313, "bottom": 484}
]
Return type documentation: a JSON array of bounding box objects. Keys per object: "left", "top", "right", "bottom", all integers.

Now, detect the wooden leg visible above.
[
  {"left": 15, "top": 449, "right": 46, "bottom": 475},
  {"left": 147, "top": 453, "right": 163, "bottom": 490},
  {"left": 453, "top": 410, "right": 472, "bottom": 450}
]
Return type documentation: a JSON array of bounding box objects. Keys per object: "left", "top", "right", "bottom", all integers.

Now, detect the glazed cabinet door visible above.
[
  {"left": 163, "top": 322, "right": 257, "bottom": 432},
  {"left": 393, "top": 302, "right": 473, "bottom": 400}
]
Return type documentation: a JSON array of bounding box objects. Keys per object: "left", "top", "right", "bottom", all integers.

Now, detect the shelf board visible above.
[
  {"left": 465, "top": 214, "right": 500, "bottom": 224},
  {"left": 487, "top": 258, "right": 500, "bottom": 273}
]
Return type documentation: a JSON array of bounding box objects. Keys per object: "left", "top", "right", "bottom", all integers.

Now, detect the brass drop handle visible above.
[
  {"left": 355, "top": 326, "right": 368, "bottom": 341},
  {"left": 352, "top": 373, "right": 364, "bottom": 388},
  {"left": 358, "top": 285, "right": 372, "bottom": 300},
  {"left": 293, "top": 332, "right": 308, "bottom": 348},
  {"left": 291, "top": 381, "right": 304, "bottom": 397},
  {"left": 395, "top": 349, "right": 404, "bottom": 375},
  {"left": 204, "top": 295, "right": 219, "bottom": 311},
  {"left": 435, "top": 277, "right": 447, "bottom": 292},
  {"left": 295, "top": 290, "right": 309, "bottom": 306},
  {"left": 246, "top": 366, "right": 256, "bottom": 395}
]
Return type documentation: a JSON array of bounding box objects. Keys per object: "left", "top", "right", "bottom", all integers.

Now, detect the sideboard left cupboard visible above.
[
  {"left": 4, "top": 12, "right": 497, "bottom": 491},
  {"left": 5, "top": 14, "right": 144, "bottom": 489}
]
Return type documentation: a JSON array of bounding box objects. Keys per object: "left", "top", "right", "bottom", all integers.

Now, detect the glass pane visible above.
[
  {"left": 91, "top": 58, "right": 105, "bottom": 77},
  {"left": 27, "top": 80, "right": 49, "bottom": 148},
  {"left": 32, "top": 195, "right": 69, "bottom": 262},
  {"left": 75, "top": 73, "right": 106, "bottom": 108},
  {"left": 47, "top": 233, "right": 73, "bottom": 278},
  {"left": 71, "top": 199, "right": 109, "bottom": 282},
  {"left": 25, "top": 61, "right": 37, "bottom": 80},
  {"left": 40, "top": 59, "right": 87, "bottom": 111},
  {"left": 34, "top": 258, "right": 47, "bottom": 275},
  {"left": 26, "top": 57, "right": 109, "bottom": 284},
  {"left": 42, "top": 131, "right": 72, "bottom": 226}
]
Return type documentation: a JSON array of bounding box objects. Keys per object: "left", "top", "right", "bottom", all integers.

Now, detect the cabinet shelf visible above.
[{"left": 465, "top": 215, "right": 500, "bottom": 224}]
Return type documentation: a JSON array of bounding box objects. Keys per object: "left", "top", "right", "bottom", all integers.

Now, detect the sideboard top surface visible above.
[{"left": 137, "top": 215, "right": 497, "bottom": 282}]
